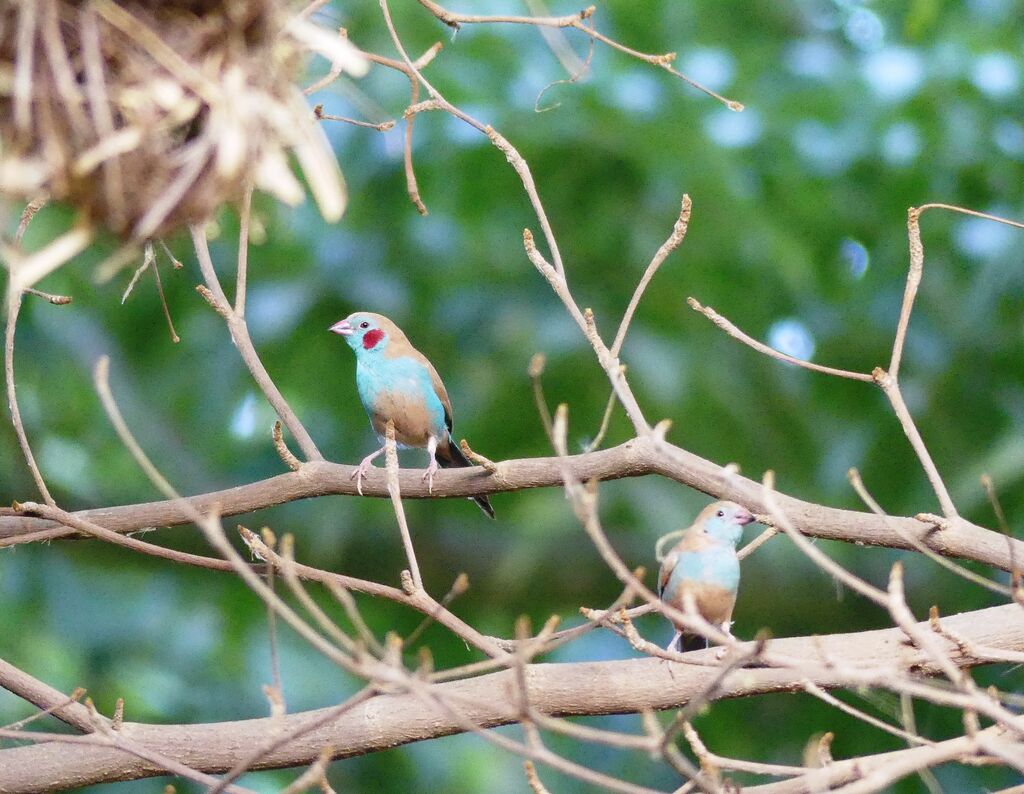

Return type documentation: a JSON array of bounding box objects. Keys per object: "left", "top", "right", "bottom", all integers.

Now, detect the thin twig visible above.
[
  {"left": 405, "top": 573, "right": 470, "bottom": 650},
  {"left": 761, "top": 471, "right": 889, "bottom": 606},
  {"left": 872, "top": 366, "right": 957, "bottom": 518},
  {"left": 235, "top": 180, "right": 254, "bottom": 318},
  {"left": 191, "top": 225, "right": 324, "bottom": 461},
  {"left": 265, "top": 554, "right": 284, "bottom": 714},
  {"left": 890, "top": 204, "right": 1024, "bottom": 379},
  {"left": 120, "top": 242, "right": 154, "bottom": 304},
  {"left": 414, "top": 0, "right": 743, "bottom": 109},
  {"left": 849, "top": 468, "right": 1009, "bottom": 596},
  {"left": 583, "top": 384, "right": 619, "bottom": 453},
  {"left": 314, "top": 105, "right": 396, "bottom": 131},
  {"left": 611, "top": 195, "right": 692, "bottom": 357},
  {"left": 15, "top": 198, "right": 48, "bottom": 244},
  {"left": 459, "top": 439, "right": 497, "bottom": 472},
  {"left": 151, "top": 247, "right": 180, "bottom": 343},
  {"left": 687, "top": 297, "right": 874, "bottom": 382},
  {"left": 273, "top": 420, "right": 303, "bottom": 471},
  {"left": 528, "top": 353, "right": 554, "bottom": 442},
  {"left": 5, "top": 291, "right": 56, "bottom": 505},
  {"left": 385, "top": 420, "right": 423, "bottom": 592},
  {"left": 532, "top": 3, "right": 595, "bottom": 113},
  {"left": 0, "top": 687, "right": 87, "bottom": 732},
  {"left": 280, "top": 745, "right": 334, "bottom": 794},
  {"left": 801, "top": 680, "right": 934, "bottom": 747},
  {"left": 354, "top": 42, "right": 444, "bottom": 214},
  {"left": 24, "top": 288, "right": 72, "bottom": 305}
]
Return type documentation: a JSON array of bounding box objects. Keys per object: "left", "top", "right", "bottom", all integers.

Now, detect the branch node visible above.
[
  {"left": 915, "top": 512, "right": 951, "bottom": 531},
  {"left": 528, "top": 352, "right": 546, "bottom": 378},
  {"left": 25, "top": 288, "right": 73, "bottom": 305},
  {"left": 524, "top": 760, "right": 552, "bottom": 794},
  {"left": 272, "top": 421, "right": 303, "bottom": 471},
  {"left": 238, "top": 524, "right": 270, "bottom": 562},
  {"left": 400, "top": 569, "right": 416, "bottom": 595},
  {"left": 451, "top": 572, "right": 470, "bottom": 597},
  {"left": 416, "top": 646, "right": 434, "bottom": 676},
  {"left": 460, "top": 439, "right": 498, "bottom": 473},
  {"left": 195, "top": 284, "right": 231, "bottom": 319}
]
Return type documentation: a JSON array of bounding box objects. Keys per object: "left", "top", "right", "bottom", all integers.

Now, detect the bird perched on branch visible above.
[
  {"left": 658, "top": 501, "right": 755, "bottom": 652},
  {"left": 329, "top": 311, "right": 495, "bottom": 518}
]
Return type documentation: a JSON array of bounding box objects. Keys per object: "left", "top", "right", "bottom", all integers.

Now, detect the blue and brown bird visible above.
[
  {"left": 658, "top": 501, "right": 755, "bottom": 652},
  {"left": 329, "top": 311, "right": 495, "bottom": 518}
]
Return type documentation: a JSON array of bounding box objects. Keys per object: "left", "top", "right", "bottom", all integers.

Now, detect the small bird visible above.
[
  {"left": 329, "top": 311, "right": 494, "bottom": 518},
  {"left": 658, "top": 501, "right": 755, "bottom": 652}
]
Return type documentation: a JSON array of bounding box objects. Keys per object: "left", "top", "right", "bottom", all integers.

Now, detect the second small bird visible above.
[
  {"left": 658, "top": 501, "right": 755, "bottom": 652},
  {"left": 329, "top": 311, "right": 494, "bottom": 518}
]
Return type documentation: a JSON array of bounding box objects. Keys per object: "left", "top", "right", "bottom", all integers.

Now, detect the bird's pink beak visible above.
[
  {"left": 329, "top": 319, "right": 353, "bottom": 336},
  {"left": 735, "top": 509, "right": 755, "bottom": 525}
]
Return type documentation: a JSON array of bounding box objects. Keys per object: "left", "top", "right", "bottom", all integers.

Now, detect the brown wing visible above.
[
  {"left": 377, "top": 316, "right": 454, "bottom": 434},
  {"left": 658, "top": 552, "right": 677, "bottom": 599},
  {"left": 427, "top": 360, "right": 453, "bottom": 433},
  {"left": 417, "top": 351, "right": 453, "bottom": 434}
]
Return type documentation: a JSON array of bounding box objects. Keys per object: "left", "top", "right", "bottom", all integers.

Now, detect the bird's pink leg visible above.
[
  {"left": 715, "top": 621, "right": 735, "bottom": 659},
  {"left": 423, "top": 436, "right": 439, "bottom": 493},
  {"left": 351, "top": 445, "right": 385, "bottom": 496}
]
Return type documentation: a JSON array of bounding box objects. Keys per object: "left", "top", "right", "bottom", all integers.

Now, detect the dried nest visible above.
[{"left": 0, "top": 0, "right": 362, "bottom": 244}]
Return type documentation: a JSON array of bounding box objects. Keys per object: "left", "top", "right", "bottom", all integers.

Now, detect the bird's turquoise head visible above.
[
  {"left": 693, "top": 501, "right": 756, "bottom": 547},
  {"left": 329, "top": 312, "right": 396, "bottom": 355}
]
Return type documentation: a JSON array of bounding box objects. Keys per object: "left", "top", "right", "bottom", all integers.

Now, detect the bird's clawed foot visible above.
[
  {"left": 351, "top": 448, "right": 385, "bottom": 496},
  {"left": 422, "top": 458, "right": 439, "bottom": 494}
]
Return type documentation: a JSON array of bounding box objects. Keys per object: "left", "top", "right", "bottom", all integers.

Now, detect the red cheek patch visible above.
[{"left": 362, "top": 329, "right": 385, "bottom": 350}]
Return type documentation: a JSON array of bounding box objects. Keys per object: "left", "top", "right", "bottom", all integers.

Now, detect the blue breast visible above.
[
  {"left": 667, "top": 546, "right": 740, "bottom": 595},
  {"left": 355, "top": 356, "right": 448, "bottom": 439}
]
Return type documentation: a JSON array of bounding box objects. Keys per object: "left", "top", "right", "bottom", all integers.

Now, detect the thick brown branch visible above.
[
  {"left": 1, "top": 438, "right": 1020, "bottom": 574},
  {"left": 1, "top": 603, "right": 1020, "bottom": 792}
]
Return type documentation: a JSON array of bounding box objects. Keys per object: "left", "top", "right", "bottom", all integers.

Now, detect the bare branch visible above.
[
  {"left": 849, "top": 468, "right": 1010, "bottom": 596},
  {"left": 4, "top": 292, "right": 56, "bottom": 505},
  {"left": 611, "top": 195, "right": 692, "bottom": 358},
  {"left": 687, "top": 297, "right": 873, "bottom": 382},
  {"left": 190, "top": 225, "right": 324, "bottom": 462},
  {"left": 384, "top": 420, "right": 423, "bottom": 592},
  {"left": 872, "top": 366, "right": 957, "bottom": 519},
  {"left": 413, "top": 1, "right": 743, "bottom": 109},
  {"left": 2, "top": 604, "right": 1021, "bottom": 790},
  {"left": 3, "top": 438, "right": 1022, "bottom": 577}
]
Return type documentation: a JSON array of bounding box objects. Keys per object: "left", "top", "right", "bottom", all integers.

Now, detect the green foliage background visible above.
[{"left": 2, "top": 1, "right": 1023, "bottom": 791}]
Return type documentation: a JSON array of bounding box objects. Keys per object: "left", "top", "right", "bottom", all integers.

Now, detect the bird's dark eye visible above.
[
  {"left": 716, "top": 510, "right": 724, "bottom": 517},
  {"left": 359, "top": 321, "right": 369, "bottom": 329}
]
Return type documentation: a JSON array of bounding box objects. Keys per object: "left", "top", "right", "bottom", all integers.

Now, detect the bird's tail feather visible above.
[{"left": 437, "top": 440, "right": 495, "bottom": 519}]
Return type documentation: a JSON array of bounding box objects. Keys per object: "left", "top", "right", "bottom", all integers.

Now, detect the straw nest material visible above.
[{"left": 0, "top": 0, "right": 363, "bottom": 243}]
